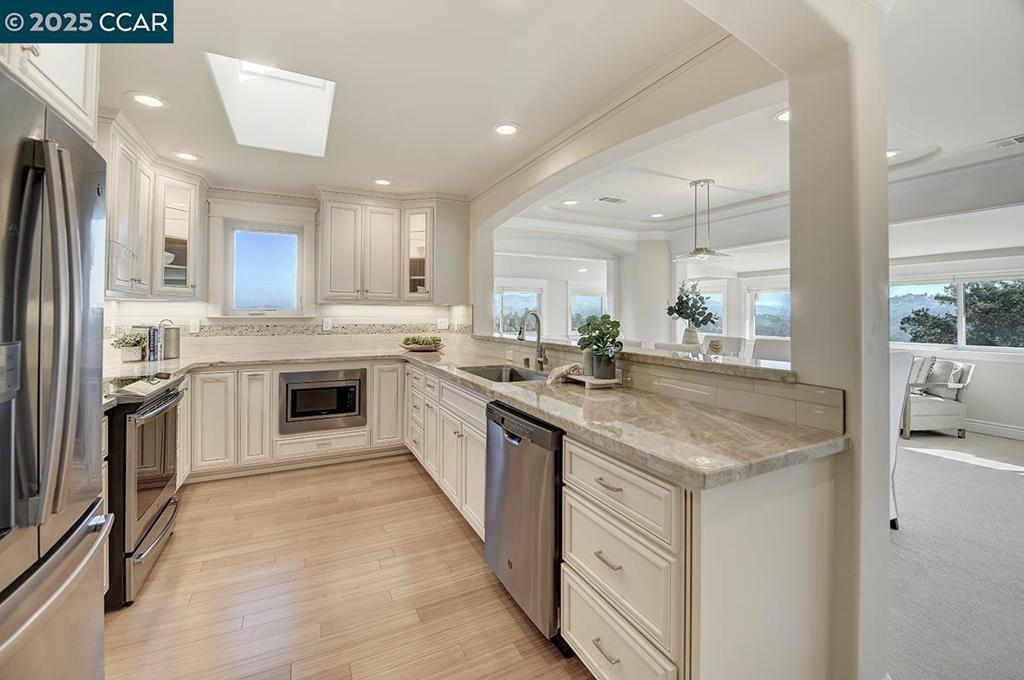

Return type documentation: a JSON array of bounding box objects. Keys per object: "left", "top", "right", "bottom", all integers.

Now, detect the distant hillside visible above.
[{"left": 889, "top": 293, "right": 954, "bottom": 340}]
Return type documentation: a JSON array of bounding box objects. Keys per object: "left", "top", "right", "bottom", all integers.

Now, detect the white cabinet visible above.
[
  {"left": 438, "top": 409, "right": 463, "bottom": 505},
  {"left": 401, "top": 206, "right": 433, "bottom": 301},
  {"left": 152, "top": 174, "right": 202, "bottom": 298},
  {"left": 191, "top": 371, "right": 237, "bottom": 472},
  {"left": 421, "top": 397, "right": 440, "bottom": 479},
  {"left": 107, "top": 134, "right": 152, "bottom": 295},
  {"left": 372, "top": 363, "right": 404, "bottom": 447},
  {"left": 318, "top": 201, "right": 362, "bottom": 300},
  {"left": 238, "top": 370, "right": 273, "bottom": 466},
  {"left": 460, "top": 425, "right": 486, "bottom": 539},
  {"left": 176, "top": 377, "right": 192, "bottom": 489},
  {"left": 318, "top": 200, "right": 400, "bottom": 302},
  {"left": 5, "top": 43, "right": 99, "bottom": 141}
]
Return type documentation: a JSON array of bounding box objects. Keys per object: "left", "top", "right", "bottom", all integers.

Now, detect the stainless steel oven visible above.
[
  {"left": 279, "top": 368, "right": 367, "bottom": 434},
  {"left": 123, "top": 386, "right": 182, "bottom": 604}
]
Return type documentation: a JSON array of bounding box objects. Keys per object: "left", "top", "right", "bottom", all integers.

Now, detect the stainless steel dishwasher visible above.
[{"left": 485, "top": 402, "right": 565, "bottom": 645}]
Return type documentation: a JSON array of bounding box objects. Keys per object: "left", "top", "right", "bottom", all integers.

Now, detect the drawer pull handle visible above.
[
  {"left": 316, "top": 441, "right": 332, "bottom": 448},
  {"left": 594, "top": 550, "right": 623, "bottom": 572},
  {"left": 592, "top": 637, "right": 621, "bottom": 665},
  {"left": 412, "top": 404, "right": 420, "bottom": 410},
  {"left": 594, "top": 476, "right": 623, "bottom": 493}
]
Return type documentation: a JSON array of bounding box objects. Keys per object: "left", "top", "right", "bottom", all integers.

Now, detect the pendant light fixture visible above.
[{"left": 688, "top": 178, "right": 731, "bottom": 261}]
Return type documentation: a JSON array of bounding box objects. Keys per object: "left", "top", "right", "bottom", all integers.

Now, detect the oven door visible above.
[
  {"left": 279, "top": 369, "right": 367, "bottom": 434},
  {"left": 125, "top": 389, "right": 182, "bottom": 551}
]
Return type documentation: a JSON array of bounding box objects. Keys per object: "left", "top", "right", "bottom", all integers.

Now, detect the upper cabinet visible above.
[
  {"left": 99, "top": 115, "right": 207, "bottom": 300},
  {"left": 317, "top": 192, "right": 468, "bottom": 305},
  {"left": 1, "top": 43, "right": 99, "bottom": 141}
]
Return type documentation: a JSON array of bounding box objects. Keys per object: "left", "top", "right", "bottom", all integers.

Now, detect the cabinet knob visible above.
[{"left": 20, "top": 44, "right": 41, "bottom": 57}]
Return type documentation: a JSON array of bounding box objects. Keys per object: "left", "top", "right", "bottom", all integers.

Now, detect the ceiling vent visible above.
[
  {"left": 595, "top": 195, "right": 627, "bottom": 204},
  {"left": 990, "top": 134, "right": 1024, "bottom": 150}
]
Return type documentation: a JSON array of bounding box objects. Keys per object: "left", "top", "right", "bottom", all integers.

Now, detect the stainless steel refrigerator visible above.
[{"left": 0, "top": 72, "right": 111, "bottom": 678}]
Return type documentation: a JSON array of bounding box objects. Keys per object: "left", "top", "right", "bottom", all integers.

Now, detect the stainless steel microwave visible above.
[{"left": 279, "top": 368, "right": 367, "bottom": 434}]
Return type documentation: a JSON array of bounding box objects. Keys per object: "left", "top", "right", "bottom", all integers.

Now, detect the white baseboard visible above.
[
  {"left": 966, "top": 418, "right": 1024, "bottom": 441},
  {"left": 184, "top": 446, "right": 410, "bottom": 484}
]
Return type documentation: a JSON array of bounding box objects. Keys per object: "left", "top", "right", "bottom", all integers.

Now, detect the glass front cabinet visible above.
[
  {"left": 152, "top": 174, "right": 202, "bottom": 298},
  {"left": 401, "top": 206, "right": 433, "bottom": 302}
]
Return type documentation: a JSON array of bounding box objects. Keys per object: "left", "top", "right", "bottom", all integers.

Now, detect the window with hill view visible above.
[
  {"left": 753, "top": 290, "right": 791, "bottom": 337},
  {"left": 493, "top": 289, "right": 541, "bottom": 336},
  {"left": 889, "top": 279, "right": 1024, "bottom": 348}
]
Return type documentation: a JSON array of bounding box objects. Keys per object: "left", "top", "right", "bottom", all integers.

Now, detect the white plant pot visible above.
[
  {"left": 682, "top": 325, "right": 700, "bottom": 346},
  {"left": 120, "top": 346, "right": 144, "bottom": 362}
]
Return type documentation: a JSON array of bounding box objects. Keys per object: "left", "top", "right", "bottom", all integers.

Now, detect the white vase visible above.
[{"left": 682, "top": 324, "right": 700, "bottom": 346}]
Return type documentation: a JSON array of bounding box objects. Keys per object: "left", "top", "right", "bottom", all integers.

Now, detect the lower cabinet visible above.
[
  {"left": 460, "top": 426, "right": 486, "bottom": 538},
  {"left": 421, "top": 398, "right": 440, "bottom": 478},
  {"left": 191, "top": 371, "right": 238, "bottom": 472},
  {"left": 438, "top": 409, "right": 464, "bottom": 505},
  {"left": 238, "top": 370, "right": 273, "bottom": 466},
  {"left": 372, "top": 362, "right": 404, "bottom": 447},
  {"left": 175, "top": 376, "right": 192, "bottom": 488}
]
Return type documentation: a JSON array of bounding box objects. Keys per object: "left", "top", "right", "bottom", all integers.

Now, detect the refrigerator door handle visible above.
[
  {"left": 0, "top": 512, "right": 112, "bottom": 666},
  {"left": 51, "top": 148, "right": 82, "bottom": 514},
  {"left": 34, "top": 140, "right": 71, "bottom": 526}
]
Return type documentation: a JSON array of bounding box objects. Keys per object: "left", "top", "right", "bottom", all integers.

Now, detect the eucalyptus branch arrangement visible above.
[{"left": 666, "top": 281, "right": 720, "bottom": 329}]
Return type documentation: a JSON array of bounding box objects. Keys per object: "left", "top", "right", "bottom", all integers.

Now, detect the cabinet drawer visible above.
[
  {"left": 562, "top": 565, "right": 676, "bottom": 680},
  {"left": 407, "top": 421, "right": 424, "bottom": 462},
  {"left": 439, "top": 381, "right": 486, "bottom": 430},
  {"left": 409, "top": 390, "right": 425, "bottom": 428},
  {"left": 565, "top": 438, "right": 678, "bottom": 550},
  {"left": 274, "top": 429, "right": 371, "bottom": 460},
  {"left": 407, "top": 367, "right": 426, "bottom": 393},
  {"left": 421, "top": 372, "right": 441, "bottom": 400},
  {"left": 564, "top": 489, "right": 677, "bottom": 654}
]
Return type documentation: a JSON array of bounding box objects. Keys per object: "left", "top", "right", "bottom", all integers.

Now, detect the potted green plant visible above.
[
  {"left": 112, "top": 332, "right": 146, "bottom": 362},
  {"left": 576, "top": 314, "right": 624, "bottom": 379},
  {"left": 666, "top": 281, "right": 720, "bottom": 346}
]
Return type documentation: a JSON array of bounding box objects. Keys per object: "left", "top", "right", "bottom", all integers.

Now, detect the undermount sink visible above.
[{"left": 459, "top": 365, "right": 547, "bottom": 383}]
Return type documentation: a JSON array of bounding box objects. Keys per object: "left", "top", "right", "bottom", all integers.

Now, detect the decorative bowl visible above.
[{"left": 401, "top": 342, "right": 444, "bottom": 352}]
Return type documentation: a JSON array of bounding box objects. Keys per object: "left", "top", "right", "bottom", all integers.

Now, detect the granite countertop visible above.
[{"left": 103, "top": 339, "right": 847, "bottom": 489}]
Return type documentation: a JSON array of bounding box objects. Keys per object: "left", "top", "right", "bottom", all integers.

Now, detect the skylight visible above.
[{"left": 205, "top": 52, "right": 335, "bottom": 157}]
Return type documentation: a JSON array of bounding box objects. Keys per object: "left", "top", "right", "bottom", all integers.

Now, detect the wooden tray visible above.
[
  {"left": 401, "top": 343, "right": 444, "bottom": 352},
  {"left": 565, "top": 373, "right": 622, "bottom": 389}
]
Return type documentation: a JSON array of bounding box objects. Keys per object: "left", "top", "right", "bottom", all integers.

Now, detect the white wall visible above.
[{"left": 618, "top": 240, "right": 672, "bottom": 343}]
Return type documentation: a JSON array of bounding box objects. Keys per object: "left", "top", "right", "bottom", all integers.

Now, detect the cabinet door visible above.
[
  {"left": 460, "top": 426, "right": 486, "bottom": 539},
  {"left": 401, "top": 207, "right": 433, "bottom": 301},
  {"left": 238, "top": 370, "right": 272, "bottom": 466},
  {"left": 133, "top": 161, "right": 154, "bottom": 291},
  {"left": 192, "top": 372, "right": 238, "bottom": 472},
  {"left": 152, "top": 174, "right": 200, "bottom": 298},
  {"left": 176, "top": 378, "right": 192, "bottom": 488},
  {"left": 422, "top": 398, "right": 440, "bottom": 480},
  {"left": 319, "top": 201, "right": 362, "bottom": 300},
  {"left": 16, "top": 43, "right": 98, "bottom": 141},
  {"left": 372, "top": 363, "right": 403, "bottom": 447},
  {"left": 107, "top": 138, "right": 137, "bottom": 293},
  {"left": 363, "top": 206, "right": 400, "bottom": 301},
  {"left": 438, "top": 410, "right": 463, "bottom": 505}
]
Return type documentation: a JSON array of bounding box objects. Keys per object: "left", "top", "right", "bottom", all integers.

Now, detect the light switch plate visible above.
[
  {"left": 322, "top": 318, "right": 333, "bottom": 331},
  {"left": 505, "top": 349, "right": 514, "bottom": 361},
  {"left": 188, "top": 319, "right": 201, "bottom": 334},
  {"left": 436, "top": 318, "right": 449, "bottom": 330}
]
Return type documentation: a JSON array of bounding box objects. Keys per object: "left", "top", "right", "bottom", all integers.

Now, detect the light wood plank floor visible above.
[{"left": 105, "top": 454, "right": 591, "bottom": 680}]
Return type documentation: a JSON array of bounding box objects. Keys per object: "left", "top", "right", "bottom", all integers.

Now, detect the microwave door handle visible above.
[
  {"left": 35, "top": 141, "right": 70, "bottom": 526},
  {"left": 51, "top": 148, "right": 83, "bottom": 514}
]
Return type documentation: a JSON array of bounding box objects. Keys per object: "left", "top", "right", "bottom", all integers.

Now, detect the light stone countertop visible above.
[{"left": 103, "top": 336, "right": 847, "bottom": 489}]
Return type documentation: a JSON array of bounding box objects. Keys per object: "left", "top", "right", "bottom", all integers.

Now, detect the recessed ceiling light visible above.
[
  {"left": 373, "top": 178, "right": 392, "bottom": 186},
  {"left": 128, "top": 91, "right": 167, "bottom": 108},
  {"left": 886, "top": 148, "right": 903, "bottom": 159},
  {"left": 493, "top": 123, "right": 520, "bottom": 136},
  {"left": 772, "top": 108, "right": 791, "bottom": 123},
  {"left": 174, "top": 151, "right": 201, "bottom": 162},
  {"left": 578, "top": 268, "right": 588, "bottom": 273},
  {"left": 650, "top": 213, "right": 664, "bottom": 219},
  {"left": 562, "top": 199, "right": 579, "bottom": 206}
]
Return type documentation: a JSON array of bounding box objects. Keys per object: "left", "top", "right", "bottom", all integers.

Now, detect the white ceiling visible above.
[
  {"left": 516, "top": 0, "right": 1024, "bottom": 232},
  {"left": 98, "top": 0, "right": 715, "bottom": 196}
]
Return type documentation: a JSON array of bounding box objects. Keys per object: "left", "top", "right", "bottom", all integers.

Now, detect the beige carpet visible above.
[{"left": 890, "top": 433, "right": 1024, "bottom": 680}]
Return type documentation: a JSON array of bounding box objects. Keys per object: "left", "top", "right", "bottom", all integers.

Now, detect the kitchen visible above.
[{"left": 1, "top": 2, "right": 902, "bottom": 679}]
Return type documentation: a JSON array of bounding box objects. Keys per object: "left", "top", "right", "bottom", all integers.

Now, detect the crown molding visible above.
[
  {"left": 207, "top": 185, "right": 318, "bottom": 209},
  {"left": 99, "top": 108, "right": 208, "bottom": 184},
  {"left": 315, "top": 185, "right": 469, "bottom": 204}
]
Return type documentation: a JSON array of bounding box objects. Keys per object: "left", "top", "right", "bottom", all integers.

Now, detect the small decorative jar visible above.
[{"left": 120, "top": 345, "right": 144, "bottom": 362}]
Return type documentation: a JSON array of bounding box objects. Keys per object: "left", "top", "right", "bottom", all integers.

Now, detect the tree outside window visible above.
[
  {"left": 570, "top": 293, "right": 605, "bottom": 333},
  {"left": 493, "top": 289, "right": 540, "bottom": 336},
  {"left": 753, "top": 291, "right": 791, "bottom": 337},
  {"left": 891, "top": 279, "right": 1024, "bottom": 348}
]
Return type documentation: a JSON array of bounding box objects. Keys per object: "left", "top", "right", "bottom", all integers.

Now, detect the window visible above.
[
  {"left": 890, "top": 278, "right": 1024, "bottom": 349},
  {"left": 569, "top": 293, "right": 606, "bottom": 334},
  {"left": 753, "top": 290, "right": 791, "bottom": 337},
  {"left": 700, "top": 292, "right": 725, "bottom": 335},
  {"left": 493, "top": 288, "right": 541, "bottom": 336},
  {"left": 888, "top": 283, "right": 956, "bottom": 344},
  {"left": 230, "top": 228, "right": 300, "bottom": 313}
]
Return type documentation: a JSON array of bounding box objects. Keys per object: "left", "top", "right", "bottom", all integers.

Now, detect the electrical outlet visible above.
[
  {"left": 505, "top": 349, "right": 514, "bottom": 361},
  {"left": 188, "top": 319, "right": 201, "bottom": 334},
  {"left": 322, "top": 318, "right": 333, "bottom": 332},
  {"left": 436, "top": 318, "right": 449, "bottom": 330}
]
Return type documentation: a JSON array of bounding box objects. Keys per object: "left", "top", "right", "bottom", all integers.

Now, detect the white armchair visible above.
[
  {"left": 700, "top": 334, "right": 746, "bottom": 357},
  {"left": 902, "top": 358, "right": 975, "bottom": 439}
]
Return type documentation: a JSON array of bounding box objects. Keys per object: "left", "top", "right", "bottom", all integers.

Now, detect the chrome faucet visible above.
[{"left": 517, "top": 310, "right": 548, "bottom": 371}]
